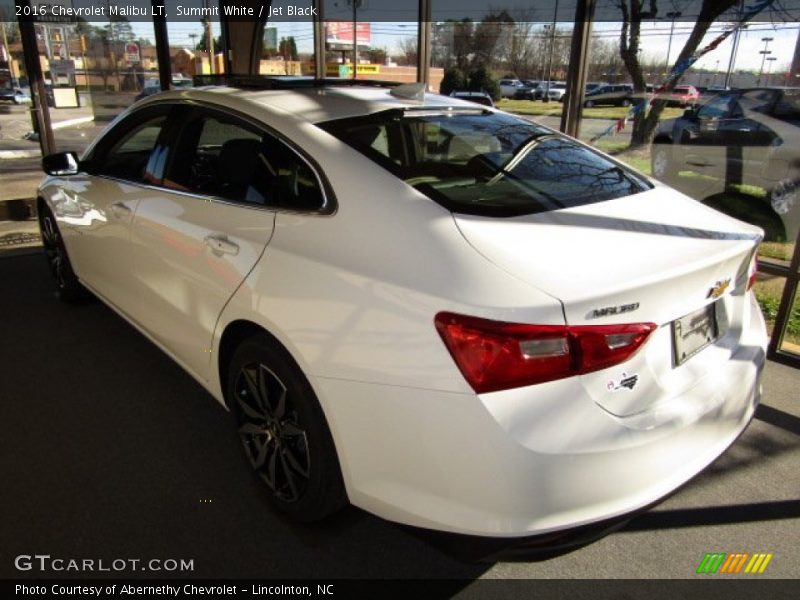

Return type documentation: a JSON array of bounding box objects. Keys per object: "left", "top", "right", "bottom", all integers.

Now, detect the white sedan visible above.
[{"left": 37, "top": 80, "right": 767, "bottom": 538}]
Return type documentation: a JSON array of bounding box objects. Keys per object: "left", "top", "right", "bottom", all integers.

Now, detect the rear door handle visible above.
[{"left": 204, "top": 235, "right": 239, "bottom": 256}]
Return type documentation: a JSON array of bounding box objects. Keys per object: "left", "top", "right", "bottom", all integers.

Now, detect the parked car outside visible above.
[
  {"left": 36, "top": 78, "right": 767, "bottom": 538},
  {"left": 498, "top": 78, "right": 524, "bottom": 99},
  {"left": 583, "top": 83, "right": 636, "bottom": 107},
  {"left": 449, "top": 90, "right": 495, "bottom": 107},
  {"left": 0, "top": 87, "right": 33, "bottom": 104},
  {"left": 547, "top": 83, "right": 568, "bottom": 102},
  {"left": 652, "top": 86, "right": 800, "bottom": 242},
  {"left": 585, "top": 82, "right": 607, "bottom": 94},
  {"left": 514, "top": 80, "right": 538, "bottom": 100},
  {"left": 663, "top": 84, "right": 701, "bottom": 107}
]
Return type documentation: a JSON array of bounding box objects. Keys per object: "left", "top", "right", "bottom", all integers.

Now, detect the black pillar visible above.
[
  {"left": 560, "top": 0, "right": 595, "bottom": 138},
  {"left": 151, "top": 0, "right": 171, "bottom": 90},
  {"left": 17, "top": 0, "right": 55, "bottom": 155},
  {"left": 416, "top": 0, "right": 431, "bottom": 85},
  {"left": 219, "top": 0, "right": 269, "bottom": 75},
  {"left": 313, "top": 0, "right": 325, "bottom": 78}
]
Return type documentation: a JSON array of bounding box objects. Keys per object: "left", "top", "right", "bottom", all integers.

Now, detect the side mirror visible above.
[{"left": 42, "top": 152, "right": 80, "bottom": 176}]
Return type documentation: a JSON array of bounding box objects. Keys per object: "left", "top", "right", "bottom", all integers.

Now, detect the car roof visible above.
[{"left": 139, "top": 83, "right": 484, "bottom": 123}]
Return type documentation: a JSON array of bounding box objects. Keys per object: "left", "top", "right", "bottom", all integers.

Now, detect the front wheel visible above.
[
  {"left": 584, "top": 99, "right": 595, "bottom": 108},
  {"left": 621, "top": 98, "right": 631, "bottom": 107},
  {"left": 227, "top": 335, "right": 346, "bottom": 521},
  {"left": 38, "top": 204, "right": 88, "bottom": 302}
]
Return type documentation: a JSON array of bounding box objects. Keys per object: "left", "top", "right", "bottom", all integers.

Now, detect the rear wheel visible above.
[
  {"left": 227, "top": 335, "right": 346, "bottom": 521},
  {"left": 584, "top": 99, "right": 595, "bottom": 108},
  {"left": 621, "top": 98, "right": 631, "bottom": 107},
  {"left": 38, "top": 204, "right": 88, "bottom": 302}
]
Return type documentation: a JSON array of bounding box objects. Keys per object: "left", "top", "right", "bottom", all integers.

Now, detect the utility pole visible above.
[
  {"left": 724, "top": 0, "right": 745, "bottom": 89},
  {"left": 664, "top": 10, "right": 682, "bottom": 75},
  {"left": 203, "top": 0, "right": 214, "bottom": 74},
  {"left": 543, "top": 0, "right": 559, "bottom": 103},
  {"left": 757, "top": 36, "right": 774, "bottom": 85}
]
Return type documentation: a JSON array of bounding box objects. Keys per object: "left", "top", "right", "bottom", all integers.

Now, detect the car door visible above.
[
  {"left": 55, "top": 104, "right": 174, "bottom": 311},
  {"left": 127, "top": 105, "right": 326, "bottom": 381}
]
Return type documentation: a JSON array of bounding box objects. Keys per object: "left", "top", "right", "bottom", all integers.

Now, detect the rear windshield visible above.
[{"left": 318, "top": 109, "right": 651, "bottom": 217}]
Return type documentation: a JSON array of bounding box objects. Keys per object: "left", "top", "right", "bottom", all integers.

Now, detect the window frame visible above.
[
  {"left": 82, "top": 100, "right": 336, "bottom": 216},
  {"left": 82, "top": 103, "right": 177, "bottom": 185},
  {"left": 160, "top": 103, "right": 334, "bottom": 214}
]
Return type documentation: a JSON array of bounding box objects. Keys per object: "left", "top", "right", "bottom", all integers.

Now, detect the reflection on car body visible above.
[{"left": 652, "top": 87, "right": 800, "bottom": 242}]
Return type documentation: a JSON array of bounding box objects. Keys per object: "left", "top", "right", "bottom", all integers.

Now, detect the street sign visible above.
[{"left": 124, "top": 42, "right": 140, "bottom": 64}]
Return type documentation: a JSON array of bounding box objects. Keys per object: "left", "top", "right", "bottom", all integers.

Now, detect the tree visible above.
[
  {"left": 615, "top": 0, "right": 739, "bottom": 147},
  {"left": 395, "top": 36, "right": 418, "bottom": 66},
  {"left": 364, "top": 47, "right": 388, "bottom": 65},
  {"left": 196, "top": 35, "right": 222, "bottom": 53},
  {"left": 503, "top": 19, "right": 540, "bottom": 79},
  {"left": 471, "top": 11, "right": 514, "bottom": 68},
  {"left": 451, "top": 19, "right": 475, "bottom": 72},
  {"left": 278, "top": 36, "right": 298, "bottom": 61},
  {"left": 440, "top": 66, "right": 467, "bottom": 95},
  {"left": 468, "top": 66, "right": 500, "bottom": 100}
]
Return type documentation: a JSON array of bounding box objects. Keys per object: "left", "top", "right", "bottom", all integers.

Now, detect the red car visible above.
[{"left": 667, "top": 85, "right": 700, "bottom": 107}]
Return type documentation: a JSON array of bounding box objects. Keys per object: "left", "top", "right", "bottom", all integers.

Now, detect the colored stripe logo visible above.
[{"left": 696, "top": 553, "right": 773, "bottom": 574}]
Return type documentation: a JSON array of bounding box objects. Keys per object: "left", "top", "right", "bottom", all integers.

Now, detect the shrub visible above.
[{"left": 440, "top": 67, "right": 467, "bottom": 96}]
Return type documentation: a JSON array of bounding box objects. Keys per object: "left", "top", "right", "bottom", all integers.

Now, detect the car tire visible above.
[
  {"left": 585, "top": 100, "right": 595, "bottom": 108},
  {"left": 651, "top": 144, "right": 676, "bottom": 181},
  {"left": 227, "top": 335, "right": 347, "bottom": 522},
  {"left": 621, "top": 98, "right": 631, "bottom": 107},
  {"left": 38, "top": 204, "right": 89, "bottom": 302}
]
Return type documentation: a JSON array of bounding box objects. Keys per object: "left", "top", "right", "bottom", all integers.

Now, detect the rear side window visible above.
[{"left": 319, "top": 109, "right": 650, "bottom": 217}]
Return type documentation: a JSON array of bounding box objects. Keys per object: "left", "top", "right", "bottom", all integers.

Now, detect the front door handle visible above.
[{"left": 204, "top": 235, "right": 239, "bottom": 256}]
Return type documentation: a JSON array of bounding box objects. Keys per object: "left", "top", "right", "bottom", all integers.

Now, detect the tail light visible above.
[
  {"left": 747, "top": 254, "right": 758, "bottom": 291},
  {"left": 435, "top": 312, "right": 656, "bottom": 394}
]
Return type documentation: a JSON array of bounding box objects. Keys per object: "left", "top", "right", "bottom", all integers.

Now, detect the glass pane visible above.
[
  {"left": 260, "top": 1, "right": 313, "bottom": 77},
  {"left": 166, "top": 0, "right": 223, "bottom": 81},
  {"left": 323, "top": 0, "right": 418, "bottom": 83},
  {"left": 0, "top": 10, "right": 41, "bottom": 252}
]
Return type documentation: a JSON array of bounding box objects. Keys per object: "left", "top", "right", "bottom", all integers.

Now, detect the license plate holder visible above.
[{"left": 672, "top": 302, "right": 719, "bottom": 366}]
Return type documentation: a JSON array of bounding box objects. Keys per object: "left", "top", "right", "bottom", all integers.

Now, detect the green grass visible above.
[
  {"left": 755, "top": 284, "right": 800, "bottom": 345},
  {"left": 759, "top": 242, "right": 796, "bottom": 262},
  {"left": 497, "top": 98, "right": 685, "bottom": 120}
]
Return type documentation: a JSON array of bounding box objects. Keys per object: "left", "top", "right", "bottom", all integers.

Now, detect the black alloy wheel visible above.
[
  {"left": 38, "top": 204, "right": 87, "bottom": 302},
  {"left": 234, "top": 362, "right": 310, "bottom": 503},
  {"left": 228, "top": 336, "right": 346, "bottom": 521}
]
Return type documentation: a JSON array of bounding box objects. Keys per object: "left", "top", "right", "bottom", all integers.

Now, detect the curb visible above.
[
  {"left": 51, "top": 115, "right": 95, "bottom": 130},
  {"left": 0, "top": 149, "right": 40, "bottom": 159},
  {"left": 0, "top": 115, "right": 95, "bottom": 159}
]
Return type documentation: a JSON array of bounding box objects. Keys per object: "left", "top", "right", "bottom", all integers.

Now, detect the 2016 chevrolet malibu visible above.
[{"left": 37, "top": 79, "right": 767, "bottom": 537}]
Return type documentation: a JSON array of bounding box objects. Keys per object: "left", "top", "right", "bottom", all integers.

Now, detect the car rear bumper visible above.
[{"left": 315, "top": 295, "right": 766, "bottom": 537}]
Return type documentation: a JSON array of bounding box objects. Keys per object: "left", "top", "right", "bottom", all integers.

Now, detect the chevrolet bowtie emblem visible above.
[{"left": 707, "top": 278, "right": 731, "bottom": 299}]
